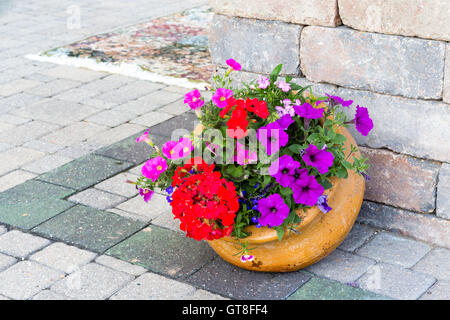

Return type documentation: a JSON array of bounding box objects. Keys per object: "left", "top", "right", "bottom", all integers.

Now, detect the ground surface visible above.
[{"left": 0, "top": 0, "right": 448, "bottom": 300}]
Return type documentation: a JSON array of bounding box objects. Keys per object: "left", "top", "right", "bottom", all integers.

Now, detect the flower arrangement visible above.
[{"left": 133, "top": 59, "right": 373, "bottom": 261}]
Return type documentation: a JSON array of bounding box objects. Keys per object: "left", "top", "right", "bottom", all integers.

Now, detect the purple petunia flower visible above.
[
  {"left": 354, "top": 105, "right": 374, "bottom": 136},
  {"left": 257, "top": 121, "right": 289, "bottom": 156},
  {"left": 276, "top": 114, "right": 294, "bottom": 130},
  {"left": 257, "top": 193, "right": 290, "bottom": 227},
  {"left": 292, "top": 174, "right": 324, "bottom": 206},
  {"left": 268, "top": 154, "right": 300, "bottom": 188},
  {"left": 141, "top": 156, "right": 167, "bottom": 182},
  {"left": 303, "top": 144, "right": 334, "bottom": 174},
  {"left": 294, "top": 103, "right": 324, "bottom": 119},
  {"left": 226, "top": 58, "right": 241, "bottom": 71},
  {"left": 184, "top": 89, "right": 204, "bottom": 110},
  {"left": 325, "top": 93, "right": 353, "bottom": 108},
  {"left": 257, "top": 76, "right": 270, "bottom": 89},
  {"left": 212, "top": 88, "right": 233, "bottom": 108},
  {"left": 276, "top": 80, "right": 291, "bottom": 92},
  {"left": 139, "top": 188, "right": 154, "bottom": 202},
  {"left": 316, "top": 194, "right": 332, "bottom": 213}
]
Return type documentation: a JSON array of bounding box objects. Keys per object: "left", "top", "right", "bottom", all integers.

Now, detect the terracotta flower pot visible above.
[{"left": 206, "top": 126, "right": 365, "bottom": 272}]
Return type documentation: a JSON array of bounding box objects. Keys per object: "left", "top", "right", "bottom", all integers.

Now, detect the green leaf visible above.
[
  {"left": 274, "top": 226, "right": 285, "bottom": 241},
  {"left": 225, "top": 165, "right": 244, "bottom": 178},
  {"left": 288, "top": 144, "right": 303, "bottom": 154},
  {"left": 336, "top": 166, "right": 348, "bottom": 179},
  {"left": 332, "top": 134, "right": 347, "bottom": 144},
  {"left": 270, "top": 64, "right": 283, "bottom": 82},
  {"left": 318, "top": 177, "right": 333, "bottom": 190}
]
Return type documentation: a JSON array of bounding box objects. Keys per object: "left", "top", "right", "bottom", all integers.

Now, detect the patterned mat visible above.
[{"left": 29, "top": 6, "right": 214, "bottom": 88}]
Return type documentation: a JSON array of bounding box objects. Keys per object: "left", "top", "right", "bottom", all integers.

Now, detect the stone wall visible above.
[{"left": 208, "top": 0, "right": 450, "bottom": 246}]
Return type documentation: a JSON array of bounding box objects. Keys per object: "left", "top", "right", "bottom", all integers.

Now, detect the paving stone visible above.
[
  {"left": 0, "top": 122, "right": 15, "bottom": 133},
  {"left": 0, "top": 114, "right": 31, "bottom": 125},
  {"left": 107, "top": 208, "right": 149, "bottom": 222},
  {"left": 22, "top": 154, "right": 72, "bottom": 174},
  {"left": 30, "top": 242, "right": 97, "bottom": 274},
  {"left": 288, "top": 277, "right": 388, "bottom": 300},
  {"left": 301, "top": 27, "right": 446, "bottom": 100},
  {"left": 361, "top": 147, "right": 440, "bottom": 213},
  {"left": 137, "top": 89, "right": 183, "bottom": 108},
  {"left": 95, "top": 81, "right": 164, "bottom": 104},
  {"left": 81, "top": 98, "right": 117, "bottom": 109},
  {"left": 413, "top": 248, "right": 450, "bottom": 280},
  {"left": 113, "top": 100, "right": 160, "bottom": 115},
  {"left": 210, "top": 0, "right": 340, "bottom": 26},
  {"left": 12, "top": 98, "right": 99, "bottom": 126},
  {"left": 32, "top": 290, "right": 70, "bottom": 300},
  {"left": 356, "top": 232, "right": 431, "bottom": 268},
  {"left": 106, "top": 225, "right": 215, "bottom": 279},
  {"left": 358, "top": 201, "right": 450, "bottom": 249},
  {"left": 95, "top": 255, "right": 147, "bottom": 276},
  {"left": 38, "top": 154, "right": 132, "bottom": 190},
  {"left": 158, "top": 99, "right": 188, "bottom": 115},
  {"left": 151, "top": 210, "right": 181, "bottom": 233},
  {"left": 87, "top": 123, "right": 145, "bottom": 146},
  {"left": 164, "top": 85, "right": 189, "bottom": 94},
  {"left": 0, "top": 142, "right": 13, "bottom": 153},
  {"left": 0, "top": 295, "right": 10, "bottom": 300},
  {"left": 0, "top": 92, "right": 42, "bottom": 114},
  {"left": 50, "top": 263, "right": 133, "bottom": 300},
  {"left": 306, "top": 249, "right": 376, "bottom": 283},
  {"left": 68, "top": 188, "right": 126, "bottom": 210},
  {"left": 0, "top": 147, "right": 45, "bottom": 175},
  {"left": 0, "top": 120, "right": 60, "bottom": 146},
  {"left": 116, "top": 194, "right": 170, "bottom": 221},
  {"left": 187, "top": 258, "right": 312, "bottom": 300},
  {"left": 437, "top": 163, "right": 450, "bottom": 219},
  {"left": 78, "top": 78, "right": 125, "bottom": 94},
  {"left": 22, "top": 140, "right": 65, "bottom": 154},
  {"left": 32, "top": 205, "right": 146, "bottom": 253},
  {"left": 339, "top": 0, "right": 450, "bottom": 41},
  {"left": 210, "top": 15, "right": 302, "bottom": 75},
  {"left": 43, "top": 65, "right": 105, "bottom": 82},
  {"left": 53, "top": 87, "right": 99, "bottom": 103},
  {"left": 146, "top": 111, "right": 198, "bottom": 137},
  {"left": 0, "top": 253, "right": 17, "bottom": 272},
  {"left": 95, "top": 172, "right": 139, "bottom": 198},
  {"left": 357, "top": 263, "right": 436, "bottom": 300},
  {"left": 86, "top": 109, "right": 135, "bottom": 127},
  {"left": 420, "top": 281, "right": 450, "bottom": 300},
  {"left": 0, "top": 79, "right": 41, "bottom": 97},
  {"left": 0, "top": 170, "right": 37, "bottom": 192},
  {"left": 130, "top": 111, "right": 173, "bottom": 127},
  {"left": 24, "top": 79, "right": 81, "bottom": 97},
  {"left": 0, "top": 261, "right": 65, "bottom": 300},
  {"left": 444, "top": 45, "right": 450, "bottom": 104},
  {"left": 0, "top": 230, "right": 50, "bottom": 258},
  {"left": 190, "top": 289, "right": 229, "bottom": 300},
  {"left": 0, "top": 226, "right": 6, "bottom": 235},
  {"left": 338, "top": 223, "right": 376, "bottom": 252},
  {"left": 54, "top": 141, "right": 103, "bottom": 159},
  {"left": 110, "top": 272, "right": 195, "bottom": 300}
]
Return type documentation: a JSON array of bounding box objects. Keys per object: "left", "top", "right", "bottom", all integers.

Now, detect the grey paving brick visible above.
[
  {"left": 0, "top": 114, "right": 31, "bottom": 125},
  {"left": 116, "top": 194, "right": 170, "bottom": 221},
  {"left": 0, "top": 120, "right": 60, "bottom": 146},
  {"left": 41, "top": 122, "right": 108, "bottom": 147},
  {"left": 50, "top": 263, "right": 133, "bottom": 300},
  {"left": 0, "top": 253, "right": 17, "bottom": 272},
  {"left": 190, "top": 289, "right": 229, "bottom": 300},
  {"left": 78, "top": 78, "right": 125, "bottom": 94},
  {"left": 81, "top": 98, "right": 116, "bottom": 109},
  {"left": 137, "top": 89, "right": 183, "bottom": 107},
  {"left": 357, "top": 263, "right": 436, "bottom": 300},
  {"left": 0, "top": 170, "right": 36, "bottom": 192},
  {"left": 0, "top": 230, "right": 51, "bottom": 259},
  {"left": 95, "top": 172, "right": 139, "bottom": 198},
  {"left": 22, "top": 140, "right": 65, "bottom": 153},
  {"left": 0, "top": 261, "right": 65, "bottom": 300},
  {"left": 54, "top": 141, "right": 103, "bottom": 159},
  {"left": 306, "top": 249, "right": 376, "bottom": 283},
  {"left": 53, "top": 87, "right": 99, "bottom": 103},
  {"left": 95, "top": 255, "right": 147, "bottom": 276},
  {"left": 0, "top": 295, "right": 10, "bottom": 300},
  {"left": 413, "top": 248, "right": 450, "bottom": 280},
  {"left": 30, "top": 242, "right": 97, "bottom": 274},
  {"left": 110, "top": 272, "right": 195, "bottom": 300},
  {"left": 24, "top": 79, "right": 81, "bottom": 97},
  {"left": 0, "top": 226, "right": 6, "bottom": 236},
  {"left": 113, "top": 100, "right": 160, "bottom": 115},
  {"left": 0, "top": 122, "right": 15, "bottom": 133},
  {"left": 32, "top": 290, "right": 70, "bottom": 300},
  {"left": 12, "top": 98, "right": 99, "bottom": 126},
  {"left": 22, "top": 154, "right": 72, "bottom": 174},
  {"left": 420, "top": 281, "right": 450, "bottom": 300},
  {"left": 42, "top": 66, "right": 105, "bottom": 82},
  {"left": 0, "top": 79, "right": 41, "bottom": 97},
  {"left": 95, "top": 81, "right": 164, "bottom": 104},
  {"left": 164, "top": 85, "right": 189, "bottom": 94},
  {"left": 87, "top": 123, "right": 145, "bottom": 146},
  {"left": 158, "top": 99, "right": 188, "bottom": 115},
  {"left": 356, "top": 232, "right": 431, "bottom": 268},
  {"left": 0, "top": 92, "right": 42, "bottom": 114},
  {"left": 130, "top": 111, "right": 174, "bottom": 127},
  {"left": 151, "top": 210, "right": 181, "bottom": 233},
  {"left": 0, "top": 147, "right": 45, "bottom": 175},
  {"left": 437, "top": 163, "right": 450, "bottom": 219},
  {"left": 68, "top": 188, "right": 127, "bottom": 210},
  {"left": 107, "top": 208, "right": 149, "bottom": 222},
  {"left": 147, "top": 111, "right": 198, "bottom": 137},
  {"left": 339, "top": 224, "right": 376, "bottom": 252},
  {"left": 86, "top": 109, "right": 135, "bottom": 127},
  {"left": 0, "top": 142, "right": 13, "bottom": 153},
  {"left": 187, "top": 258, "right": 312, "bottom": 300}
]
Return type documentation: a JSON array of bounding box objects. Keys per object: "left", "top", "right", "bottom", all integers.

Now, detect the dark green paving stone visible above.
[
  {"left": 38, "top": 154, "right": 132, "bottom": 190},
  {"left": 148, "top": 112, "right": 198, "bottom": 137},
  {"left": 0, "top": 179, "right": 75, "bottom": 201},
  {"left": 186, "top": 258, "right": 312, "bottom": 300},
  {"left": 0, "top": 199, "right": 74, "bottom": 230},
  {"left": 106, "top": 225, "right": 215, "bottom": 279},
  {"left": 287, "top": 277, "right": 390, "bottom": 300},
  {"left": 32, "top": 205, "right": 146, "bottom": 253},
  {"left": 95, "top": 132, "right": 166, "bottom": 165}
]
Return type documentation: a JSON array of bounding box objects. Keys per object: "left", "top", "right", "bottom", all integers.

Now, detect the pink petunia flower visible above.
[
  {"left": 162, "top": 137, "right": 194, "bottom": 160},
  {"left": 212, "top": 88, "right": 233, "bottom": 108},
  {"left": 235, "top": 141, "right": 257, "bottom": 165},
  {"left": 184, "top": 89, "right": 204, "bottom": 110},
  {"left": 226, "top": 58, "right": 241, "bottom": 71},
  {"left": 141, "top": 156, "right": 167, "bottom": 182},
  {"left": 257, "top": 76, "right": 270, "bottom": 89},
  {"left": 136, "top": 129, "right": 149, "bottom": 143}
]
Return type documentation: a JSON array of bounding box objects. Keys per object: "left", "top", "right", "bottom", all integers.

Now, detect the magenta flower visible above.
[
  {"left": 316, "top": 195, "right": 332, "bottom": 213},
  {"left": 257, "top": 193, "right": 290, "bottom": 227},
  {"left": 276, "top": 80, "right": 291, "bottom": 92},
  {"left": 325, "top": 93, "right": 353, "bottom": 107},
  {"left": 275, "top": 99, "right": 295, "bottom": 117},
  {"left": 302, "top": 144, "right": 334, "bottom": 174},
  {"left": 141, "top": 156, "right": 167, "bottom": 182},
  {"left": 240, "top": 255, "right": 255, "bottom": 262},
  {"left": 212, "top": 88, "right": 233, "bottom": 108},
  {"left": 162, "top": 137, "right": 193, "bottom": 160},
  {"left": 136, "top": 129, "right": 149, "bottom": 143},
  {"left": 292, "top": 168, "right": 309, "bottom": 185},
  {"left": 139, "top": 188, "right": 154, "bottom": 202},
  {"left": 162, "top": 140, "right": 178, "bottom": 159},
  {"left": 184, "top": 89, "right": 204, "bottom": 110},
  {"left": 354, "top": 105, "right": 374, "bottom": 136},
  {"left": 257, "top": 121, "right": 289, "bottom": 156},
  {"left": 294, "top": 103, "right": 324, "bottom": 119},
  {"left": 257, "top": 76, "right": 270, "bottom": 89},
  {"left": 276, "top": 114, "right": 294, "bottom": 130},
  {"left": 226, "top": 58, "right": 241, "bottom": 71},
  {"left": 292, "top": 174, "right": 324, "bottom": 206},
  {"left": 235, "top": 142, "right": 257, "bottom": 165},
  {"left": 268, "top": 154, "right": 300, "bottom": 188}
]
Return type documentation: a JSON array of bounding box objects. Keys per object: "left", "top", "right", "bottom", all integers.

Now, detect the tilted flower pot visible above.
[{"left": 206, "top": 125, "right": 365, "bottom": 272}]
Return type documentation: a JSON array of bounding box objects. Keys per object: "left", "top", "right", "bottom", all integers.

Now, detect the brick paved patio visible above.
[{"left": 0, "top": 0, "right": 448, "bottom": 300}]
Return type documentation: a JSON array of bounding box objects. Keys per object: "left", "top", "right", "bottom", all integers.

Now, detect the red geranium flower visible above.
[{"left": 245, "top": 98, "right": 269, "bottom": 119}]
